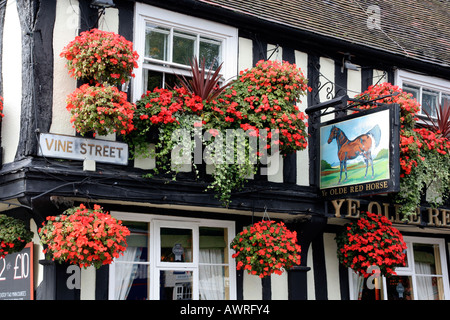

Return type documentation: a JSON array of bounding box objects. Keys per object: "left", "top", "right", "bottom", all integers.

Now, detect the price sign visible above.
[{"left": 0, "top": 243, "right": 34, "bottom": 300}]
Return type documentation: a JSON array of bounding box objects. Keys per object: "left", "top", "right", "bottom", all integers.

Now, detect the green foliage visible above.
[
  {"left": 127, "top": 60, "right": 310, "bottom": 206},
  {"left": 321, "top": 159, "right": 332, "bottom": 171},
  {"left": 0, "top": 215, "right": 33, "bottom": 258}
]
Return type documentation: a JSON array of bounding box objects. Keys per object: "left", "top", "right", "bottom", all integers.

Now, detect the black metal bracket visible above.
[{"left": 305, "top": 93, "right": 399, "bottom": 118}]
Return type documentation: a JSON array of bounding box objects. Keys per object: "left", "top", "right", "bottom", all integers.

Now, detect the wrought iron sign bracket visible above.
[{"left": 305, "top": 93, "right": 399, "bottom": 118}]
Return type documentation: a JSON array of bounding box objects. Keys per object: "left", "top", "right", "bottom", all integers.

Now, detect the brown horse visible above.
[{"left": 327, "top": 125, "right": 380, "bottom": 184}]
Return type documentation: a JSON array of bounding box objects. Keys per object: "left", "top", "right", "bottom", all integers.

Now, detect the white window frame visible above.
[
  {"left": 133, "top": 3, "right": 239, "bottom": 101},
  {"left": 396, "top": 69, "right": 450, "bottom": 118},
  {"left": 108, "top": 211, "right": 237, "bottom": 300},
  {"left": 348, "top": 235, "right": 450, "bottom": 300}
]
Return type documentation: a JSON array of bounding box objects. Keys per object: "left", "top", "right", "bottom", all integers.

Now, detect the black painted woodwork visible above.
[{"left": 15, "top": 0, "right": 56, "bottom": 160}]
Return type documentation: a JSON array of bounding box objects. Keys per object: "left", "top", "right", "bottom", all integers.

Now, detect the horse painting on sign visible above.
[
  {"left": 327, "top": 124, "right": 381, "bottom": 184},
  {"left": 320, "top": 108, "right": 391, "bottom": 189}
]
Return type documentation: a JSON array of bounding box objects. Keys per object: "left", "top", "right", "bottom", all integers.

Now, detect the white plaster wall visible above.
[
  {"left": 238, "top": 37, "right": 253, "bottom": 71},
  {"left": 1, "top": 0, "right": 22, "bottom": 164},
  {"left": 30, "top": 219, "right": 45, "bottom": 292},
  {"left": 271, "top": 271, "right": 288, "bottom": 299},
  {"left": 295, "top": 50, "right": 309, "bottom": 186},
  {"left": 80, "top": 267, "right": 96, "bottom": 300},
  {"left": 306, "top": 245, "right": 315, "bottom": 300},
  {"left": 323, "top": 232, "right": 341, "bottom": 300},
  {"left": 50, "top": 0, "right": 79, "bottom": 136},
  {"left": 243, "top": 272, "right": 262, "bottom": 299},
  {"left": 319, "top": 57, "right": 335, "bottom": 123},
  {"left": 98, "top": 7, "right": 119, "bottom": 33},
  {"left": 266, "top": 44, "right": 284, "bottom": 183},
  {"left": 373, "top": 69, "right": 388, "bottom": 85},
  {"left": 267, "top": 43, "right": 282, "bottom": 62},
  {"left": 96, "top": 7, "right": 120, "bottom": 142},
  {"left": 347, "top": 67, "right": 362, "bottom": 100}
]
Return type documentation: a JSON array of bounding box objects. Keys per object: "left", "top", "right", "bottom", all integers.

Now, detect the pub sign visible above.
[{"left": 319, "top": 104, "right": 400, "bottom": 199}]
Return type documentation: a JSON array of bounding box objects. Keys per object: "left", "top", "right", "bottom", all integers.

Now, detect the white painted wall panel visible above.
[
  {"left": 295, "top": 50, "right": 309, "bottom": 186},
  {"left": 1, "top": 0, "right": 22, "bottom": 164},
  {"left": 51, "top": 0, "right": 79, "bottom": 136},
  {"left": 324, "top": 232, "right": 341, "bottom": 300}
]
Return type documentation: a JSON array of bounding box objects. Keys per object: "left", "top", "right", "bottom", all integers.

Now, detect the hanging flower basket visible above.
[
  {"left": 38, "top": 204, "right": 130, "bottom": 269},
  {"left": 353, "top": 83, "right": 450, "bottom": 217},
  {"left": 335, "top": 211, "right": 407, "bottom": 278},
  {"left": 66, "top": 83, "right": 135, "bottom": 137},
  {"left": 230, "top": 220, "right": 301, "bottom": 278},
  {"left": 60, "top": 28, "right": 139, "bottom": 86},
  {"left": 0, "top": 214, "right": 34, "bottom": 259}
]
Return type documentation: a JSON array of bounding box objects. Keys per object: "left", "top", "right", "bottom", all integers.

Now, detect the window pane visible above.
[
  {"left": 403, "top": 84, "right": 420, "bottom": 101},
  {"left": 160, "top": 227, "right": 193, "bottom": 262},
  {"left": 199, "top": 227, "right": 227, "bottom": 264},
  {"left": 422, "top": 89, "right": 439, "bottom": 117},
  {"left": 416, "top": 276, "right": 444, "bottom": 300},
  {"left": 145, "top": 25, "right": 169, "bottom": 60},
  {"left": 143, "top": 70, "right": 189, "bottom": 91},
  {"left": 441, "top": 94, "right": 450, "bottom": 110},
  {"left": 386, "top": 276, "right": 413, "bottom": 300},
  {"left": 350, "top": 272, "right": 383, "bottom": 300},
  {"left": 173, "top": 30, "right": 196, "bottom": 65},
  {"left": 160, "top": 270, "right": 193, "bottom": 300},
  {"left": 413, "top": 243, "right": 440, "bottom": 275},
  {"left": 113, "top": 221, "right": 149, "bottom": 300},
  {"left": 198, "top": 227, "right": 229, "bottom": 300},
  {"left": 144, "top": 69, "right": 163, "bottom": 91},
  {"left": 199, "top": 265, "right": 229, "bottom": 300},
  {"left": 200, "top": 37, "right": 221, "bottom": 70}
]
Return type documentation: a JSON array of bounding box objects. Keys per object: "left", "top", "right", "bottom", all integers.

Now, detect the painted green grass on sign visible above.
[{"left": 320, "top": 158, "right": 389, "bottom": 189}]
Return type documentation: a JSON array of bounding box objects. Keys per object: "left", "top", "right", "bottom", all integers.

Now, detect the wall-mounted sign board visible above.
[
  {"left": 38, "top": 133, "right": 128, "bottom": 165},
  {"left": 0, "top": 243, "right": 34, "bottom": 300},
  {"left": 319, "top": 104, "right": 400, "bottom": 199}
]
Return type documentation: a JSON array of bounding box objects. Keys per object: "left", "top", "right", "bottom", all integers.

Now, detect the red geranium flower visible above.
[
  {"left": 39, "top": 204, "right": 130, "bottom": 269},
  {"left": 230, "top": 220, "right": 301, "bottom": 278},
  {"left": 60, "top": 28, "right": 139, "bottom": 86},
  {"left": 336, "top": 211, "right": 407, "bottom": 278}
]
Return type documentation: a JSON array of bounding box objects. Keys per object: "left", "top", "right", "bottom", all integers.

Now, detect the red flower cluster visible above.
[
  {"left": 0, "top": 241, "right": 15, "bottom": 259},
  {"left": 39, "top": 204, "right": 130, "bottom": 269},
  {"left": 415, "top": 127, "right": 450, "bottom": 155},
  {"left": 134, "top": 87, "right": 204, "bottom": 126},
  {"left": 0, "top": 96, "right": 4, "bottom": 119},
  {"left": 336, "top": 212, "right": 407, "bottom": 278},
  {"left": 208, "top": 60, "right": 310, "bottom": 155},
  {"left": 230, "top": 220, "right": 301, "bottom": 278},
  {"left": 353, "top": 83, "right": 421, "bottom": 176},
  {"left": 60, "top": 28, "right": 139, "bottom": 86},
  {"left": 0, "top": 214, "right": 33, "bottom": 259},
  {"left": 66, "top": 83, "right": 135, "bottom": 136}
]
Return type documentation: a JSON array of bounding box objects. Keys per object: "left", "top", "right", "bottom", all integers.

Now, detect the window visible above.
[
  {"left": 349, "top": 236, "right": 450, "bottom": 300},
  {"left": 133, "top": 3, "right": 238, "bottom": 98},
  {"left": 396, "top": 70, "right": 450, "bottom": 118},
  {"left": 108, "top": 213, "right": 236, "bottom": 300}
]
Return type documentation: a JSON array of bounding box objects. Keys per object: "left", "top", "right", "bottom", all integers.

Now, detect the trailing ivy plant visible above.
[
  {"left": 353, "top": 83, "right": 450, "bottom": 218},
  {"left": 127, "top": 59, "right": 310, "bottom": 206}
]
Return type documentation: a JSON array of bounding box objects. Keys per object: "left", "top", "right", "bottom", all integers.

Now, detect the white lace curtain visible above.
[
  {"left": 199, "top": 249, "right": 225, "bottom": 300},
  {"left": 113, "top": 247, "right": 142, "bottom": 300}
]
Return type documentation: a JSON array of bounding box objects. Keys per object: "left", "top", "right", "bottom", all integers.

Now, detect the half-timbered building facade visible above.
[{"left": 0, "top": 0, "right": 449, "bottom": 300}]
